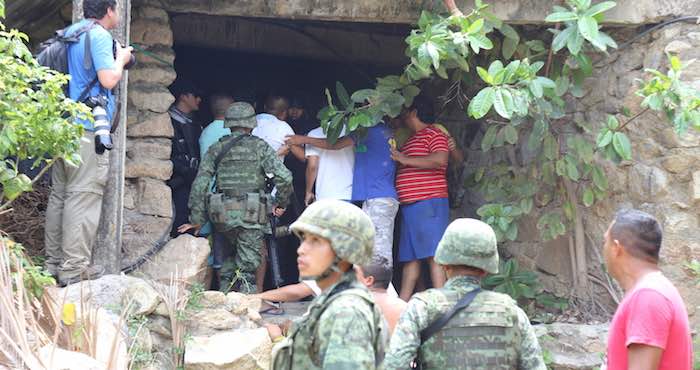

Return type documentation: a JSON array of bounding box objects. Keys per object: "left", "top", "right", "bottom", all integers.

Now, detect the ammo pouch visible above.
[
  {"left": 269, "top": 336, "right": 293, "bottom": 370},
  {"left": 208, "top": 192, "right": 271, "bottom": 225}
]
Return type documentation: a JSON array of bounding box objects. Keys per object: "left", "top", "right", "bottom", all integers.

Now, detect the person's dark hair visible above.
[
  {"left": 83, "top": 0, "right": 117, "bottom": 19},
  {"left": 610, "top": 209, "right": 663, "bottom": 262},
  {"left": 360, "top": 261, "right": 393, "bottom": 290},
  {"left": 407, "top": 95, "right": 435, "bottom": 123},
  {"left": 171, "top": 80, "right": 203, "bottom": 100},
  {"left": 289, "top": 96, "right": 305, "bottom": 109},
  {"left": 210, "top": 93, "right": 234, "bottom": 118},
  {"left": 265, "top": 95, "right": 290, "bottom": 116}
]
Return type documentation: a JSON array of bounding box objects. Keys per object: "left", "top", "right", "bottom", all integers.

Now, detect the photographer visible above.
[{"left": 44, "top": 0, "right": 133, "bottom": 287}]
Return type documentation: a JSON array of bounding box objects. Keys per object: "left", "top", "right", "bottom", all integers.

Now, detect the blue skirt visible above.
[{"left": 398, "top": 197, "right": 449, "bottom": 262}]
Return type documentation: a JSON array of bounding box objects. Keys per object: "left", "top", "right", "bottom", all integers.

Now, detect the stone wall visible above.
[{"left": 122, "top": 1, "right": 176, "bottom": 268}]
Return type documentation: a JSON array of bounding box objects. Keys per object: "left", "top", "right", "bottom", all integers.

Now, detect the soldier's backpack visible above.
[{"left": 35, "top": 20, "right": 98, "bottom": 96}]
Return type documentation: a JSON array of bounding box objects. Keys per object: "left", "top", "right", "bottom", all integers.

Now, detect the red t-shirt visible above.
[
  {"left": 395, "top": 126, "right": 449, "bottom": 204},
  {"left": 606, "top": 271, "right": 692, "bottom": 370}
]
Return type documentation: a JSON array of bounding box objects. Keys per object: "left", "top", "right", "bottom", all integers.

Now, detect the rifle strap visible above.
[
  {"left": 214, "top": 134, "right": 249, "bottom": 172},
  {"left": 420, "top": 287, "right": 481, "bottom": 343}
]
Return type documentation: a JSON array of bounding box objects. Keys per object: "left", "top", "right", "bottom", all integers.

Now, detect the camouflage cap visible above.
[
  {"left": 434, "top": 218, "right": 499, "bottom": 274},
  {"left": 290, "top": 199, "right": 375, "bottom": 266},
  {"left": 224, "top": 102, "right": 257, "bottom": 129}
]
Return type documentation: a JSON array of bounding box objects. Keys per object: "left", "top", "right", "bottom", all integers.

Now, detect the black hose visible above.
[{"left": 120, "top": 198, "right": 176, "bottom": 274}]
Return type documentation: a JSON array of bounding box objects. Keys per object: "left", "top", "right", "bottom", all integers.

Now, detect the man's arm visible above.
[
  {"left": 305, "top": 155, "right": 319, "bottom": 205},
  {"left": 318, "top": 298, "right": 377, "bottom": 369},
  {"left": 260, "top": 143, "right": 293, "bottom": 208},
  {"left": 286, "top": 135, "right": 354, "bottom": 151},
  {"left": 93, "top": 33, "right": 132, "bottom": 89},
  {"left": 255, "top": 283, "right": 314, "bottom": 302},
  {"left": 289, "top": 145, "right": 306, "bottom": 162},
  {"left": 188, "top": 149, "right": 216, "bottom": 226},
  {"left": 391, "top": 150, "right": 448, "bottom": 169},
  {"left": 627, "top": 344, "right": 663, "bottom": 370},
  {"left": 382, "top": 298, "right": 431, "bottom": 370}
]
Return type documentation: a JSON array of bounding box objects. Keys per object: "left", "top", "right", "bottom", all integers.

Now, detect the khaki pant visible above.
[{"left": 45, "top": 133, "right": 109, "bottom": 280}]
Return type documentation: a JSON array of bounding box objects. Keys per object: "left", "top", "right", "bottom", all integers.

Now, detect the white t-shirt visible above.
[
  {"left": 252, "top": 113, "right": 295, "bottom": 159},
  {"left": 301, "top": 280, "right": 322, "bottom": 296},
  {"left": 305, "top": 127, "right": 354, "bottom": 200}
]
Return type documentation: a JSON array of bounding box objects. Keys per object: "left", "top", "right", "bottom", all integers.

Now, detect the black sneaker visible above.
[{"left": 59, "top": 264, "right": 105, "bottom": 287}]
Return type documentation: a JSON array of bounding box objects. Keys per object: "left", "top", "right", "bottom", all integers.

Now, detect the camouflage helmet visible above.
[
  {"left": 224, "top": 102, "right": 257, "bottom": 129},
  {"left": 290, "top": 199, "right": 375, "bottom": 266},
  {"left": 434, "top": 218, "right": 499, "bottom": 274}
]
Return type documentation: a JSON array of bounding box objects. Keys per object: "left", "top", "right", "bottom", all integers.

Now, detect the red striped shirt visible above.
[{"left": 396, "top": 126, "right": 449, "bottom": 204}]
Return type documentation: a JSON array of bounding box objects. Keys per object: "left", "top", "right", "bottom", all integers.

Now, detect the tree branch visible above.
[{"left": 617, "top": 107, "right": 650, "bottom": 131}]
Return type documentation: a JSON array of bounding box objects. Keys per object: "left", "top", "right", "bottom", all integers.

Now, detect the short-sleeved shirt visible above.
[
  {"left": 395, "top": 126, "right": 449, "bottom": 204},
  {"left": 606, "top": 271, "right": 692, "bottom": 370},
  {"left": 66, "top": 20, "right": 115, "bottom": 130},
  {"left": 252, "top": 113, "right": 295, "bottom": 159},
  {"left": 199, "top": 120, "right": 231, "bottom": 159},
  {"left": 305, "top": 127, "right": 354, "bottom": 200},
  {"left": 351, "top": 123, "right": 397, "bottom": 201}
]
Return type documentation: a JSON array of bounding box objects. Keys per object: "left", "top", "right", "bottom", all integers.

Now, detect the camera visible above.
[
  {"left": 84, "top": 95, "right": 113, "bottom": 154},
  {"left": 113, "top": 41, "right": 136, "bottom": 70}
]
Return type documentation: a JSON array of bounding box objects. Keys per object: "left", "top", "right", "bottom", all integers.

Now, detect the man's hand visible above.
[
  {"left": 390, "top": 148, "right": 407, "bottom": 165},
  {"left": 177, "top": 223, "right": 201, "bottom": 235},
  {"left": 265, "top": 324, "right": 284, "bottom": 341},
  {"left": 277, "top": 144, "right": 291, "bottom": 157},
  {"left": 273, "top": 207, "right": 286, "bottom": 217},
  {"left": 305, "top": 192, "right": 315, "bottom": 206},
  {"left": 116, "top": 43, "right": 133, "bottom": 67},
  {"left": 285, "top": 135, "right": 309, "bottom": 146}
]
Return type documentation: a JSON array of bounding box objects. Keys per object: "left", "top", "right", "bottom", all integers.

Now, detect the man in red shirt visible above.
[
  {"left": 391, "top": 96, "right": 450, "bottom": 301},
  {"left": 603, "top": 209, "right": 693, "bottom": 370}
]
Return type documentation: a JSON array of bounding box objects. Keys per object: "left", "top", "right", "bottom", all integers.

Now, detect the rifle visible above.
[{"left": 267, "top": 214, "right": 284, "bottom": 289}]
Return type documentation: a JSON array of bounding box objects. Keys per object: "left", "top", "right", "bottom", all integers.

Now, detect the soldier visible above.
[
  {"left": 269, "top": 199, "right": 387, "bottom": 369},
  {"left": 382, "top": 218, "right": 546, "bottom": 370},
  {"left": 179, "top": 102, "right": 292, "bottom": 293}
]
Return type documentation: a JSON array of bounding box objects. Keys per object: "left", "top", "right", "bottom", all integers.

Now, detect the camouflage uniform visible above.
[
  {"left": 382, "top": 218, "right": 546, "bottom": 370},
  {"left": 189, "top": 103, "right": 292, "bottom": 293},
  {"left": 271, "top": 200, "right": 387, "bottom": 370}
]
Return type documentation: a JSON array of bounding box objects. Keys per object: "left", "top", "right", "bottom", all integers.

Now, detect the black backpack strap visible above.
[
  {"left": 77, "top": 76, "right": 100, "bottom": 103},
  {"left": 73, "top": 20, "right": 100, "bottom": 102},
  {"left": 420, "top": 287, "right": 481, "bottom": 343},
  {"left": 214, "top": 134, "right": 249, "bottom": 171}
]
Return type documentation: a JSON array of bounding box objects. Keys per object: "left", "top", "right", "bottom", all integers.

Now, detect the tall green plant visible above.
[{"left": 0, "top": 0, "right": 89, "bottom": 211}]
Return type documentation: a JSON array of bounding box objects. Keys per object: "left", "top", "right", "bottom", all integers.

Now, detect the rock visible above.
[
  {"left": 247, "top": 307, "right": 262, "bottom": 322},
  {"left": 692, "top": 171, "right": 700, "bottom": 202},
  {"left": 658, "top": 127, "right": 700, "bottom": 148},
  {"left": 664, "top": 40, "right": 692, "bottom": 54},
  {"left": 127, "top": 138, "right": 172, "bottom": 160},
  {"left": 535, "top": 236, "right": 573, "bottom": 281},
  {"left": 130, "top": 18, "right": 174, "bottom": 46},
  {"left": 125, "top": 157, "right": 173, "bottom": 180},
  {"left": 150, "top": 331, "right": 174, "bottom": 353},
  {"left": 131, "top": 326, "right": 153, "bottom": 355},
  {"left": 200, "top": 290, "right": 228, "bottom": 308},
  {"left": 130, "top": 65, "right": 177, "bottom": 86},
  {"left": 124, "top": 279, "right": 161, "bottom": 316},
  {"left": 127, "top": 112, "right": 173, "bottom": 138},
  {"left": 137, "top": 178, "right": 173, "bottom": 217},
  {"left": 124, "top": 181, "right": 137, "bottom": 210},
  {"left": 660, "top": 153, "right": 700, "bottom": 174},
  {"left": 187, "top": 308, "right": 242, "bottom": 335},
  {"left": 227, "top": 292, "right": 262, "bottom": 315},
  {"left": 662, "top": 211, "right": 698, "bottom": 235},
  {"left": 535, "top": 323, "right": 608, "bottom": 370},
  {"left": 133, "top": 6, "right": 170, "bottom": 23},
  {"left": 135, "top": 234, "right": 211, "bottom": 286},
  {"left": 47, "top": 274, "right": 143, "bottom": 317},
  {"left": 121, "top": 210, "right": 172, "bottom": 270},
  {"left": 184, "top": 328, "right": 272, "bottom": 370},
  {"left": 128, "top": 85, "right": 175, "bottom": 113},
  {"left": 153, "top": 301, "right": 170, "bottom": 316},
  {"left": 628, "top": 164, "right": 668, "bottom": 200},
  {"left": 146, "top": 315, "right": 172, "bottom": 338},
  {"left": 38, "top": 346, "right": 106, "bottom": 370}
]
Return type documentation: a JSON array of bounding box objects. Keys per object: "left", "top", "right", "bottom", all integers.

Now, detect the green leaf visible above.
[
  {"left": 582, "top": 188, "right": 595, "bottom": 207},
  {"left": 592, "top": 166, "right": 608, "bottom": 190},
  {"left": 493, "top": 89, "right": 512, "bottom": 119},
  {"left": 351, "top": 89, "right": 376, "bottom": 103},
  {"left": 348, "top": 112, "right": 373, "bottom": 131},
  {"left": 529, "top": 79, "right": 543, "bottom": 98},
  {"left": 670, "top": 55, "right": 682, "bottom": 72},
  {"left": 468, "top": 87, "right": 495, "bottom": 119},
  {"left": 324, "top": 88, "right": 334, "bottom": 108},
  {"left": 606, "top": 115, "right": 619, "bottom": 130},
  {"left": 577, "top": 16, "right": 599, "bottom": 44},
  {"left": 467, "top": 18, "right": 484, "bottom": 34},
  {"left": 584, "top": 1, "right": 616, "bottom": 17},
  {"left": 502, "top": 37, "right": 518, "bottom": 60},
  {"left": 401, "top": 85, "right": 421, "bottom": 106},
  {"left": 552, "top": 26, "right": 574, "bottom": 52},
  {"left": 566, "top": 160, "right": 580, "bottom": 181},
  {"left": 555, "top": 75, "right": 569, "bottom": 97},
  {"left": 544, "top": 135, "right": 558, "bottom": 160},
  {"left": 567, "top": 25, "right": 584, "bottom": 55},
  {"left": 596, "top": 129, "right": 613, "bottom": 147},
  {"left": 537, "top": 77, "right": 557, "bottom": 89},
  {"left": 504, "top": 125, "right": 518, "bottom": 144},
  {"left": 487, "top": 60, "right": 505, "bottom": 78},
  {"left": 422, "top": 41, "right": 441, "bottom": 69},
  {"left": 612, "top": 132, "right": 632, "bottom": 160},
  {"left": 476, "top": 66, "right": 494, "bottom": 85},
  {"left": 545, "top": 11, "right": 579, "bottom": 22},
  {"left": 468, "top": 34, "right": 494, "bottom": 53},
  {"left": 528, "top": 119, "right": 547, "bottom": 150},
  {"left": 499, "top": 23, "right": 519, "bottom": 40},
  {"left": 336, "top": 81, "right": 351, "bottom": 109},
  {"left": 481, "top": 124, "right": 499, "bottom": 152},
  {"left": 575, "top": 53, "right": 593, "bottom": 76}
]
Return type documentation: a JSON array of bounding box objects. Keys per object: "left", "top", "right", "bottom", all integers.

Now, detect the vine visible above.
[{"left": 320, "top": 0, "right": 695, "bottom": 297}]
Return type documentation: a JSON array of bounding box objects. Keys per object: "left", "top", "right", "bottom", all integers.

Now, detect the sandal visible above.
[{"left": 260, "top": 300, "right": 285, "bottom": 315}]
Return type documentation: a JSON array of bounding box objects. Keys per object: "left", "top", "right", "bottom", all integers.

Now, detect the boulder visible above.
[
  {"left": 137, "top": 178, "right": 173, "bottom": 218},
  {"left": 131, "top": 18, "right": 174, "bottom": 46},
  {"left": 184, "top": 328, "right": 273, "bottom": 370},
  {"left": 127, "top": 138, "right": 172, "bottom": 160},
  {"left": 147, "top": 315, "right": 173, "bottom": 338},
  {"left": 128, "top": 85, "right": 175, "bottom": 113},
  {"left": 121, "top": 210, "right": 172, "bottom": 271},
  {"left": 125, "top": 157, "right": 173, "bottom": 181},
  {"left": 187, "top": 308, "right": 242, "bottom": 335},
  {"left": 226, "top": 292, "right": 262, "bottom": 315},
  {"left": 692, "top": 171, "right": 700, "bottom": 202},
  {"left": 627, "top": 164, "right": 668, "bottom": 200},
  {"left": 535, "top": 323, "right": 608, "bottom": 370},
  {"left": 123, "top": 278, "right": 161, "bottom": 316},
  {"left": 135, "top": 234, "right": 211, "bottom": 286},
  {"left": 129, "top": 65, "right": 177, "bottom": 86},
  {"left": 133, "top": 6, "right": 170, "bottom": 23},
  {"left": 127, "top": 112, "right": 174, "bottom": 138},
  {"left": 200, "top": 290, "right": 228, "bottom": 308},
  {"left": 47, "top": 274, "right": 143, "bottom": 317},
  {"left": 38, "top": 346, "right": 106, "bottom": 370}
]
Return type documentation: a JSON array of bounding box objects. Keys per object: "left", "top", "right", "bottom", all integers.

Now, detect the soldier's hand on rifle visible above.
[
  {"left": 273, "top": 207, "right": 286, "bottom": 217},
  {"left": 177, "top": 223, "right": 201, "bottom": 235},
  {"left": 305, "top": 192, "right": 315, "bottom": 206}
]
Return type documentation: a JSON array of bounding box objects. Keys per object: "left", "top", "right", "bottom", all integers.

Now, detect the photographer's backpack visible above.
[{"left": 35, "top": 21, "right": 97, "bottom": 96}]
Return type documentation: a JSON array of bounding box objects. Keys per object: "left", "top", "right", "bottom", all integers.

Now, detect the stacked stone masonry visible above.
[{"left": 123, "top": 1, "right": 176, "bottom": 268}]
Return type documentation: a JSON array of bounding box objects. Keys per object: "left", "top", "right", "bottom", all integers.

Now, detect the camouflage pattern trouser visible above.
[
  {"left": 219, "top": 227, "right": 264, "bottom": 293},
  {"left": 362, "top": 197, "right": 399, "bottom": 269}
]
